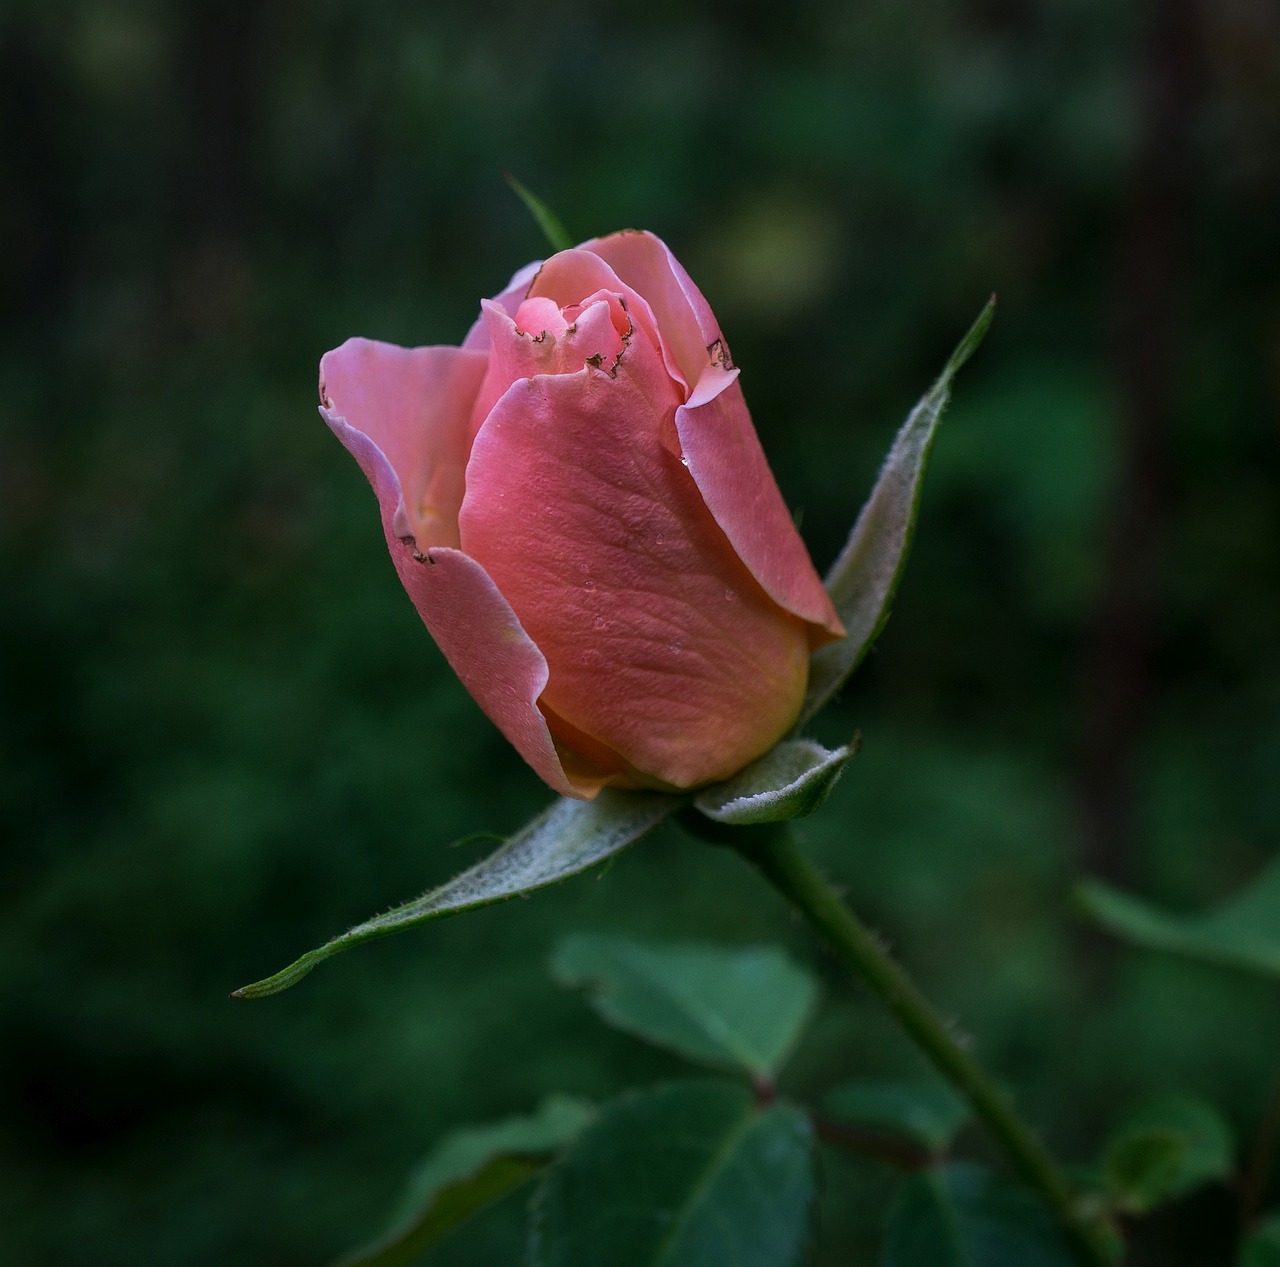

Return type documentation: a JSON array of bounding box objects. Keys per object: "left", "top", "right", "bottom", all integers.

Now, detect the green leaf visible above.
[
  {"left": 234, "top": 789, "right": 679, "bottom": 998},
  {"left": 824, "top": 1077, "right": 971, "bottom": 1153},
  {"left": 1077, "top": 855, "right": 1280, "bottom": 980},
  {"left": 531, "top": 1080, "right": 815, "bottom": 1267},
  {"left": 1242, "top": 1213, "right": 1280, "bottom": 1267},
  {"left": 335, "top": 1095, "right": 593, "bottom": 1267},
  {"left": 1101, "top": 1094, "right": 1234, "bottom": 1214},
  {"left": 882, "top": 1162, "right": 1075, "bottom": 1267},
  {"left": 505, "top": 173, "right": 575, "bottom": 252},
  {"left": 1101, "top": 1130, "right": 1190, "bottom": 1216},
  {"left": 693, "top": 738, "right": 852, "bottom": 825},
  {"left": 800, "top": 297, "right": 995, "bottom": 726},
  {"left": 552, "top": 934, "right": 819, "bottom": 1078}
]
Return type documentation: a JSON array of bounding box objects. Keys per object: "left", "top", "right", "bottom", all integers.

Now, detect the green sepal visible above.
[
  {"left": 233, "top": 789, "right": 679, "bottom": 998},
  {"left": 530, "top": 1080, "right": 815, "bottom": 1267},
  {"left": 334, "top": 1095, "right": 593, "bottom": 1267},
  {"left": 801, "top": 297, "right": 995, "bottom": 727},
  {"left": 1101, "top": 1094, "right": 1234, "bottom": 1215},
  {"left": 552, "top": 934, "right": 819, "bottom": 1079},
  {"left": 1076, "top": 854, "right": 1280, "bottom": 980},
  {"left": 505, "top": 173, "right": 575, "bottom": 252},
  {"left": 693, "top": 738, "right": 852, "bottom": 825}
]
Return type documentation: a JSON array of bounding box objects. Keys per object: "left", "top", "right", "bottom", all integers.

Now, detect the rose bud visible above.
[{"left": 319, "top": 231, "right": 843, "bottom": 799}]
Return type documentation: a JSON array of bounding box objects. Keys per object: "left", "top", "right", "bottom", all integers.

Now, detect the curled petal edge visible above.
[
  {"left": 676, "top": 367, "right": 844, "bottom": 644},
  {"left": 462, "top": 258, "right": 544, "bottom": 352},
  {"left": 321, "top": 404, "right": 593, "bottom": 801},
  {"left": 583, "top": 229, "right": 724, "bottom": 394}
]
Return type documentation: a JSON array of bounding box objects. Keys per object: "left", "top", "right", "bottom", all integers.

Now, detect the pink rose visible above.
[{"left": 319, "top": 231, "right": 843, "bottom": 798}]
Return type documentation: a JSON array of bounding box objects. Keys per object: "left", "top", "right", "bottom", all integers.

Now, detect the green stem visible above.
[{"left": 735, "top": 827, "right": 1114, "bottom": 1267}]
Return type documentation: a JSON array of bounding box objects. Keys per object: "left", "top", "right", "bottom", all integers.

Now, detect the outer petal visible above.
[
  {"left": 584, "top": 229, "right": 725, "bottom": 393},
  {"left": 320, "top": 338, "right": 488, "bottom": 550},
  {"left": 585, "top": 232, "right": 841, "bottom": 640},
  {"left": 320, "top": 351, "right": 593, "bottom": 801},
  {"left": 459, "top": 334, "right": 812, "bottom": 791},
  {"left": 676, "top": 368, "right": 844, "bottom": 644},
  {"left": 462, "top": 258, "right": 543, "bottom": 351}
]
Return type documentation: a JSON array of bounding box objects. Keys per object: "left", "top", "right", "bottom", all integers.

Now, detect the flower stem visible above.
[{"left": 734, "top": 827, "right": 1115, "bottom": 1267}]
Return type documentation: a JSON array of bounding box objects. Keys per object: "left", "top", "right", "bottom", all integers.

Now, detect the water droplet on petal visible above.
[
  {"left": 680, "top": 457, "right": 689, "bottom": 467},
  {"left": 592, "top": 615, "right": 606, "bottom": 630},
  {"left": 671, "top": 638, "right": 684, "bottom": 654},
  {"left": 583, "top": 579, "right": 595, "bottom": 591}
]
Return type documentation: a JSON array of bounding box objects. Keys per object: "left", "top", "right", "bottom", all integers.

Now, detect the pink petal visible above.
[
  {"left": 320, "top": 356, "right": 592, "bottom": 801},
  {"left": 581, "top": 232, "right": 842, "bottom": 641},
  {"left": 526, "top": 248, "right": 668, "bottom": 372},
  {"left": 676, "top": 367, "right": 844, "bottom": 643},
  {"left": 459, "top": 330, "right": 812, "bottom": 790},
  {"left": 470, "top": 294, "right": 630, "bottom": 435},
  {"left": 462, "top": 259, "right": 542, "bottom": 351},
  {"left": 512, "top": 296, "right": 571, "bottom": 339},
  {"left": 320, "top": 338, "right": 488, "bottom": 550},
  {"left": 584, "top": 230, "right": 725, "bottom": 393}
]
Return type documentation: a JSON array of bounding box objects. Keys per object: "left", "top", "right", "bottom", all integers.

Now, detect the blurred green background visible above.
[{"left": 2, "top": 0, "right": 1278, "bottom": 1263}]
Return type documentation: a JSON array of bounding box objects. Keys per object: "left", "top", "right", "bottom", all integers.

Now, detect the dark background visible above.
[{"left": 2, "top": 1, "right": 1278, "bottom": 1263}]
